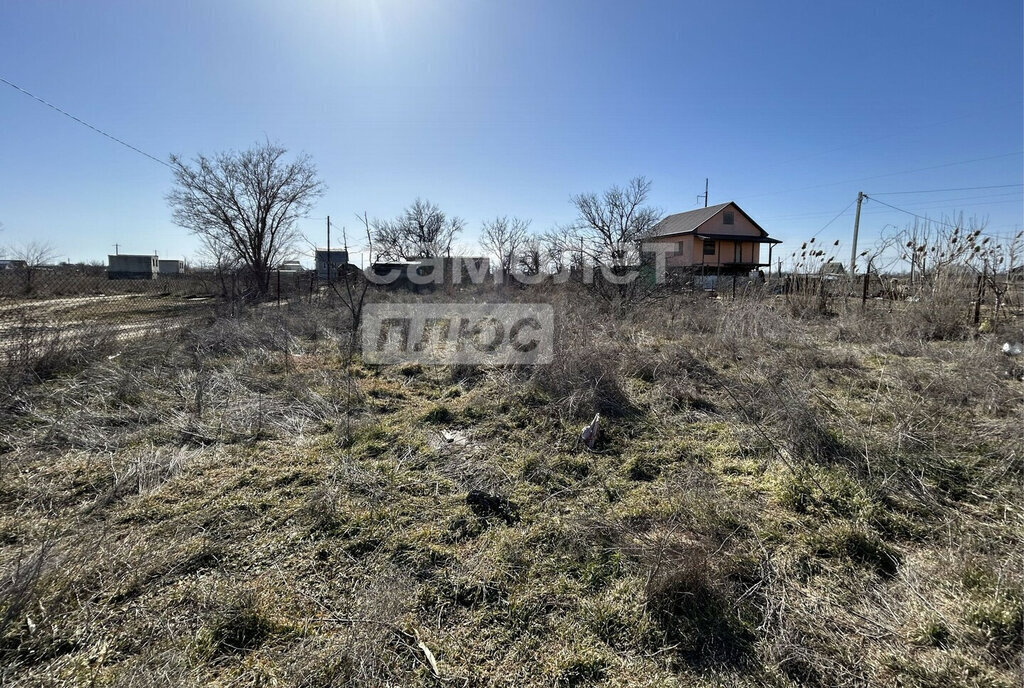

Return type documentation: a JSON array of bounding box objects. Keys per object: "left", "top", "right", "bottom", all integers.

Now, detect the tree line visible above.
[{"left": 167, "top": 141, "right": 663, "bottom": 305}]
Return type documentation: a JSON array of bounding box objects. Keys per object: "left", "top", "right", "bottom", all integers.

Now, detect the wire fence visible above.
[
  {"left": 0, "top": 265, "right": 340, "bottom": 367},
  {"left": 1, "top": 262, "right": 1020, "bottom": 391}
]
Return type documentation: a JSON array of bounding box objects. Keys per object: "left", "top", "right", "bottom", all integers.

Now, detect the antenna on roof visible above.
[{"left": 697, "top": 178, "right": 709, "bottom": 208}]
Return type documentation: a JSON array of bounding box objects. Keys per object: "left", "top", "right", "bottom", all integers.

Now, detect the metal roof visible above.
[
  {"left": 649, "top": 201, "right": 773, "bottom": 240},
  {"left": 650, "top": 202, "right": 733, "bottom": 237}
]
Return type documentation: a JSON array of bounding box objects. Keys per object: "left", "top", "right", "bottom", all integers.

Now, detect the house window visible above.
[
  {"left": 703, "top": 239, "right": 715, "bottom": 256},
  {"left": 723, "top": 211, "right": 735, "bottom": 225}
]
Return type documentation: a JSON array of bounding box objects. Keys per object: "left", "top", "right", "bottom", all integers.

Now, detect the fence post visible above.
[{"left": 974, "top": 263, "right": 987, "bottom": 326}]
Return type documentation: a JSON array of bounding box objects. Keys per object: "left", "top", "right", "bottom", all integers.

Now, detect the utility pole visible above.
[
  {"left": 697, "top": 178, "right": 709, "bottom": 208},
  {"left": 326, "top": 215, "right": 331, "bottom": 288},
  {"left": 849, "top": 192, "right": 865, "bottom": 278}
]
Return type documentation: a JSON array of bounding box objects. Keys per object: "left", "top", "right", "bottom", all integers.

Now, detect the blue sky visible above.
[{"left": 1, "top": 0, "right": 1021, "bottom": 266}]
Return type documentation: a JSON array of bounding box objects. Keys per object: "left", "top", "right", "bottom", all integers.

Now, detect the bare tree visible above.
[
  {"left": 517, "top": 234, "right": 542, "bottom": 276},
  {"left": 570, "top": 177, "right": 661, "bottom": 265},
  {"left": 167, "top": 142, "right": 324, "bottom": 297},
  {"left": 540, "top": 227, "right": 576, "bottom": 274},
  {"left": 480, "top": 216, "right": 531, "bottom": 276},
  {"left": 557, "top": 177, "right": 662, "bottom": 306},
  {"left": 371, "top": 199, "right": 464, "bottom": 260},
  {"left": 194, "top": 234, "right": 242, "bottom": 299},
  {"left": 8, "top": 241, "right": 57, "bottom": 294},
  {"left": 332, "top": 213, "right": 377, "bottom": 355}
]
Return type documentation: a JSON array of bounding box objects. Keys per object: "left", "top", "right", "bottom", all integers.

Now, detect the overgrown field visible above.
[{"left": 1, "top": 289, "right": 1021, "bottom": 686}]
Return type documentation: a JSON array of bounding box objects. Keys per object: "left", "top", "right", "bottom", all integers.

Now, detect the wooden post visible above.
[{"left": 974, "top": 262, "right": 987, "bottom": 326}]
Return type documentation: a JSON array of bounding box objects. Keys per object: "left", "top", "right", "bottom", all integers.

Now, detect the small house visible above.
[
  {"left": 315, "top": 248, "right": 349, "bottom": 282},
  {"left": 278, "top": 260, "right": 305, "bottom": 274},
  {"left": 108, "top": 254, "right": 158, "bottom": 280},
  {"left": 648, "top": 202, "right": 781, "bottom": 277},
  {"left": 158, "top": 259, "right": 185, "bottom": 276}
]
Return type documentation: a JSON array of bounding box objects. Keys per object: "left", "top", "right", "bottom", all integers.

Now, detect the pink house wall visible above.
[{"left": 653, "top": 204, "right": 765, "bottom": 268}]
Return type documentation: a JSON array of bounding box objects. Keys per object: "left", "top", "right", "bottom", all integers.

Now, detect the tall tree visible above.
[
  {"left": 559, "top": 176, "right": 663, "bottom": 307},
  {"left": 371, "top": 199, "right": 464, "bottom": 260},
  {"left": 167, "top": 142, "right": 323, "bottom": 296},
  {"left": 480, "top": 216, "right": 531, "bottom": 276}
]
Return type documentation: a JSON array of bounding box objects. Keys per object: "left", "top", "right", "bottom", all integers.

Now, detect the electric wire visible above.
[
  {"left": 0, "top": 76, "right": 171, "bottom": 168},
  {"left": 742, "top": 151, "right": 1023, "bottom": 200},
  {"left": 869, "top": 184, "right": 1020, "bottom": 195},
  {"left": 805, "top": 198, "right": 857, "bottom": 242}
]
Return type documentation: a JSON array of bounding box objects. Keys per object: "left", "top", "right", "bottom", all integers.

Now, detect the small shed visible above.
[
  {"left": 158, "top": 259, "right": 185, "bottom": 276},
  {"left": 108, "top": 254, "right": 158, "bottom": 280}
]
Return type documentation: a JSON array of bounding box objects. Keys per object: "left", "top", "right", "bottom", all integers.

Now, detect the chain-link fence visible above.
[
  {"left": 0, "top": 266, "right": 316, "bottom": 385},
  {"left": 3, "top": 260, "right": 1020, "bottom": 390},
  {"left": 0, "top": 266, "right": 204, "bottom": 384},
  {"left": 0, "top": 264, "right": 357, "bottom": 371}
]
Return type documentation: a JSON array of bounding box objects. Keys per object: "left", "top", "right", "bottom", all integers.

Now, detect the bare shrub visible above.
[
  {"left": 206, "top": 588, "right": 290, "bottom": 656},
  {"left": 0, "top": 313, "right": 116, "bottom": 394},
  {"left": 736, "top": 366, "right": 853, "bottom": 472},
  {"left": 529, "top": 304, "right": 635, "bottom": 418},
  {"left": 0, "top": 541, "right": 52, "bottom": 642},
  {"left": 710, "top": 299, "right": 798, "bottom": 360},
  {"left": 585, "top": 470, "right": 758, "bottom": 666},
  {"left": 904, "top": 273, "right": 975, "bottom": 340},
  {"left": 90, "top": 444, "right": 199, "bottom": 511}
]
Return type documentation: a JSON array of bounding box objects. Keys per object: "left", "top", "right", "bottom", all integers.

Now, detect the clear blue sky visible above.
[{"left": 1, "top": 0, "right": 1021, "bottom": 266}]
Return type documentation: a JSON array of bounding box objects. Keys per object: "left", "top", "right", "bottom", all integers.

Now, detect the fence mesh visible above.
[
  {"left": 0, "top": 266, "right": 324, "bottom": 384},
  {"left": 2, "top": 262, "right": 1020, "bottom": 389}
]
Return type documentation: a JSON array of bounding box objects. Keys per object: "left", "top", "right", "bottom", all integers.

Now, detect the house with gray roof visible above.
[{"left": 648, "top": 201, "right": 781, "bottom": 276}]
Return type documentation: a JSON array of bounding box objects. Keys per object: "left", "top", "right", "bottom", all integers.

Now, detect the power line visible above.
[
  {"left": 866, "top": 196, "right": 967, "bottom": 229},
  {"left": 0, "top": 76, "right": 171, "bottom": 168},
  {"left": 807, "top": 198, "right": 857, "bottom": 241},
  {"left": 869, "top": 184, "right": 1021, "bottom": 195},
  {"left": 862, "top": 196, "right": 1022, "bottom": 215},
  {"left": 766, "top": 188, "right": 1022, "bottom": 221},
  {"left": 742, "top": 151, "right": 1023, "bottom": 200}
]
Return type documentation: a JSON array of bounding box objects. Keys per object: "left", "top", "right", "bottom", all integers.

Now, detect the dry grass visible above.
[{"left": 0, "top": 287, "right": 1020, "bottom": 686}]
